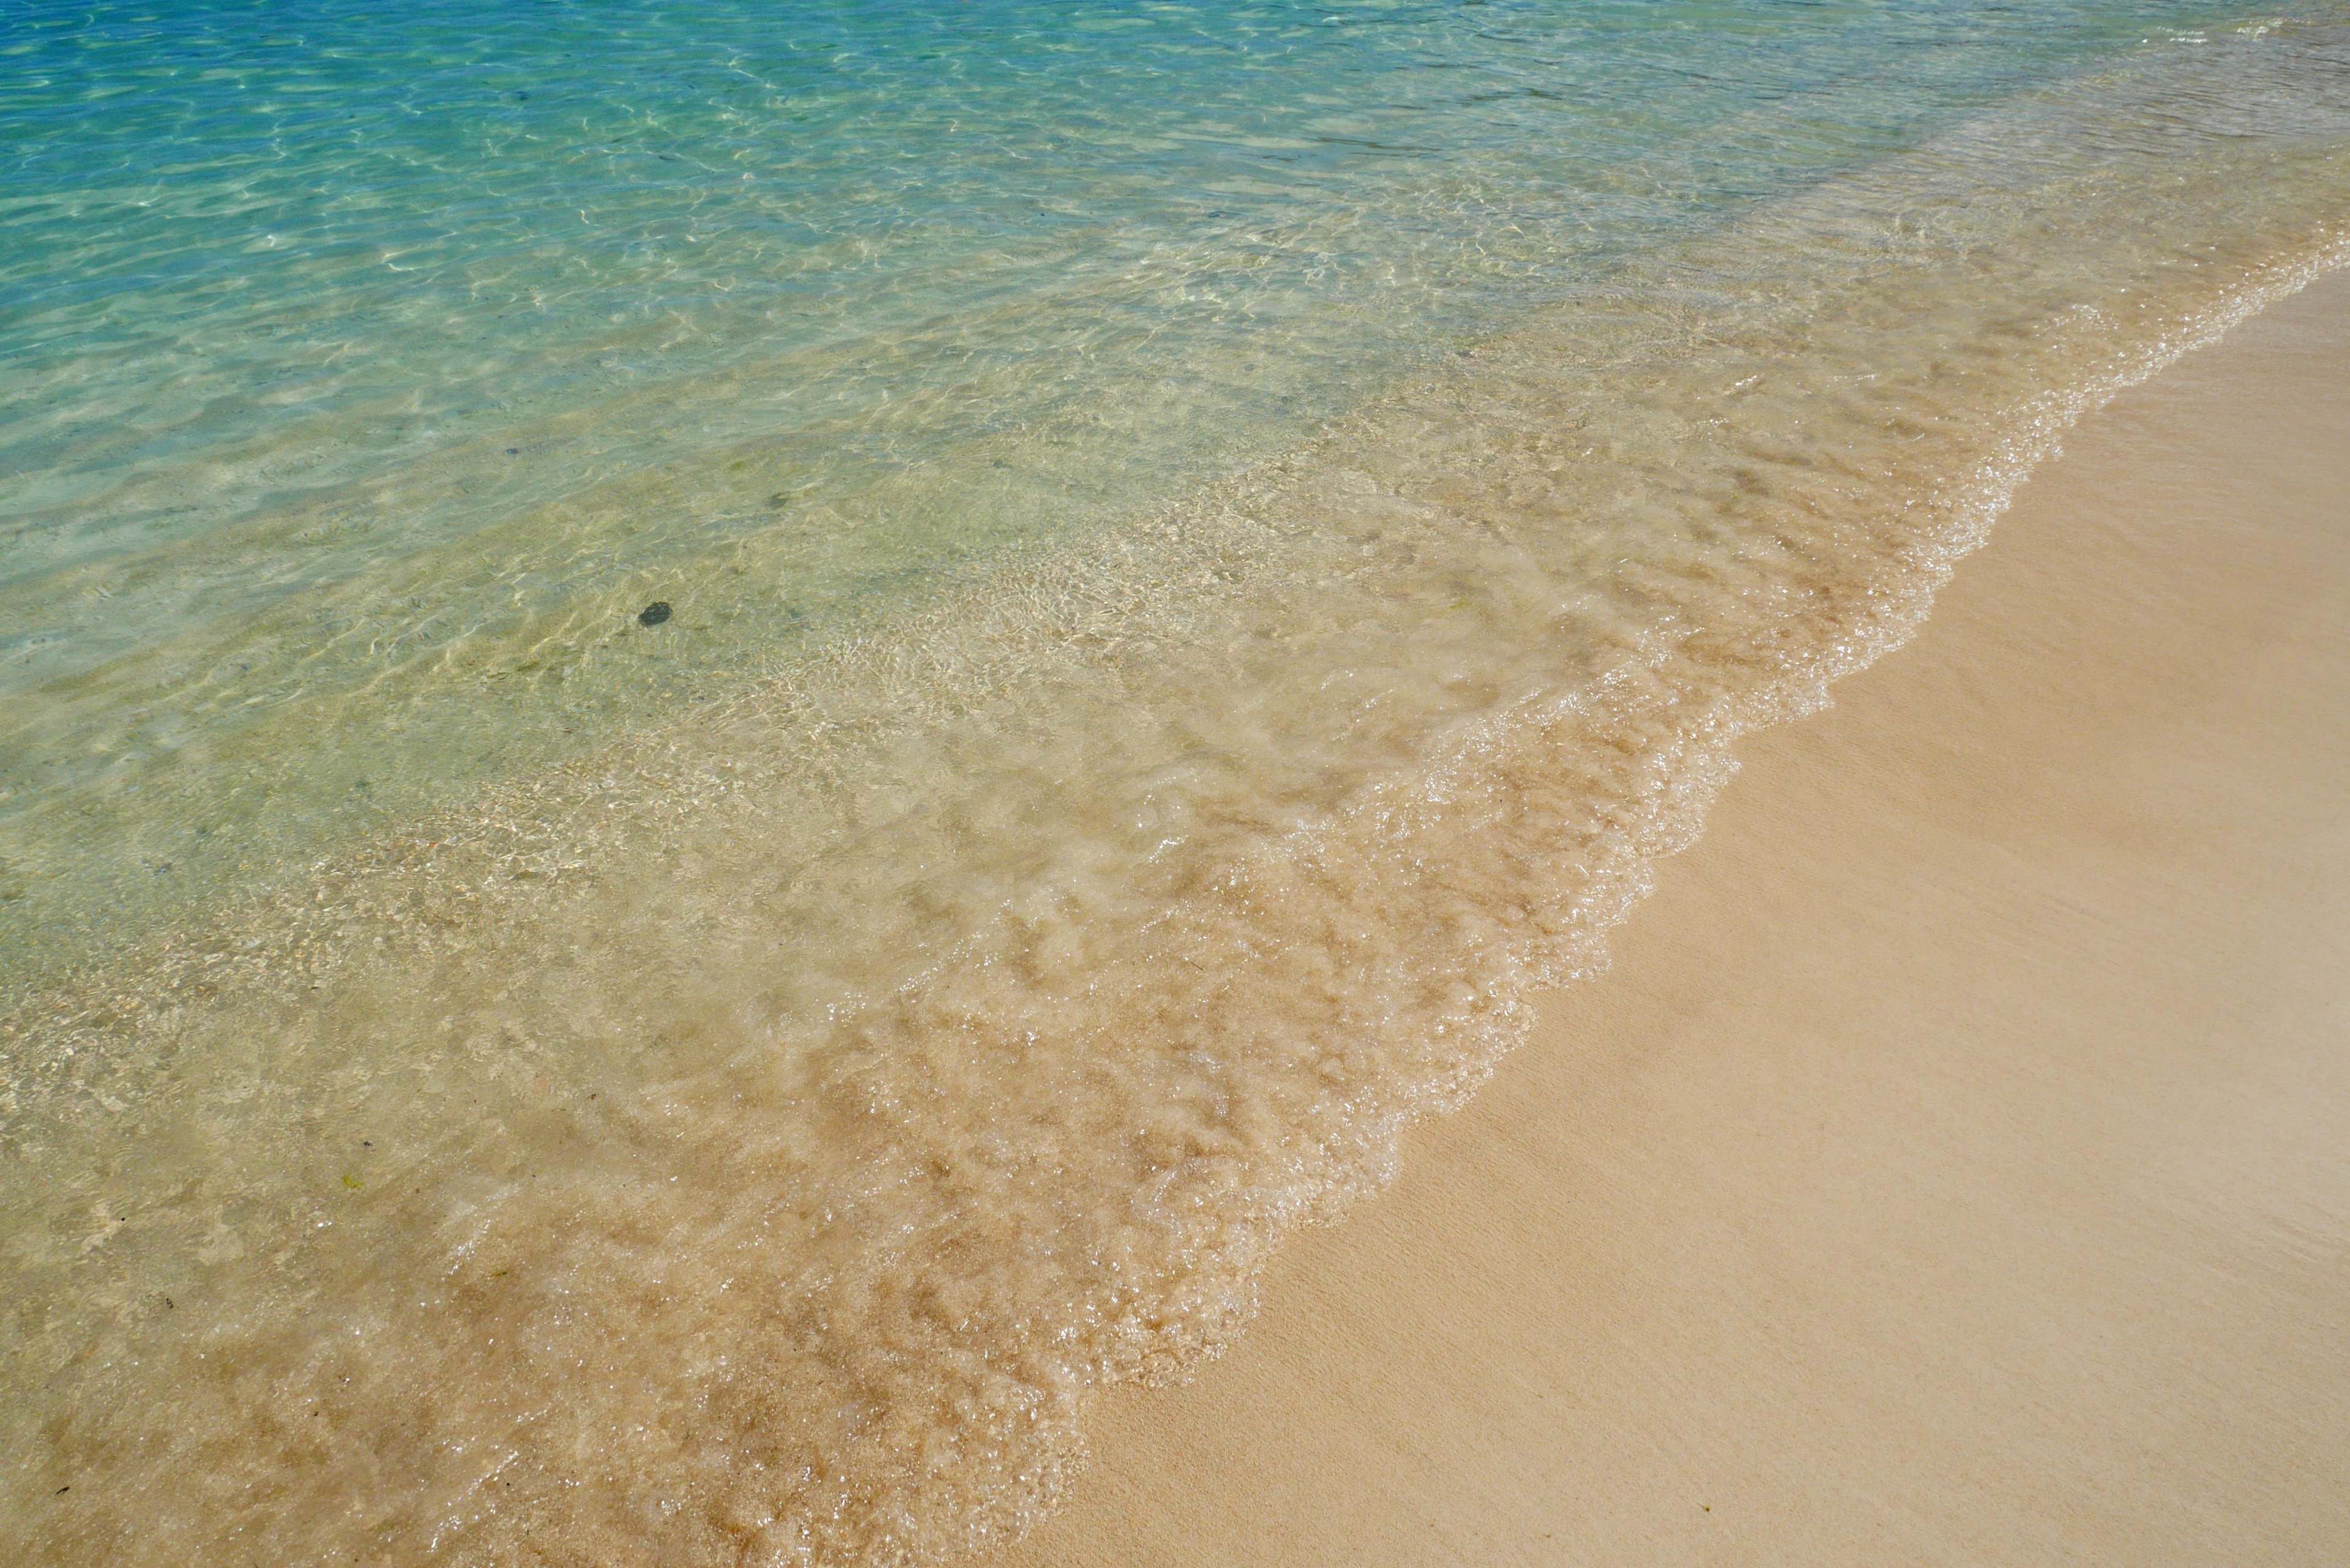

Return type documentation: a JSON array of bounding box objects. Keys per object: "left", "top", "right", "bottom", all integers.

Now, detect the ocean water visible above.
[{"left": 4, "top": 1, "right": 2348, "bottom": 1562}]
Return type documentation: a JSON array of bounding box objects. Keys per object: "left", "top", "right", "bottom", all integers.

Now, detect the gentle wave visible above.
[{"left": 7, "top": 9, "right": 2350, "bottom": 1566}]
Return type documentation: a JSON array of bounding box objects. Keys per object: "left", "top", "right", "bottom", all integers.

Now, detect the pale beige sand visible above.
[{"left": 988, "top": 271, "right": 2350, "bottom": 1567}]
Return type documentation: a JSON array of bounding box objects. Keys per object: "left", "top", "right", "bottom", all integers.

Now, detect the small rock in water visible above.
[{"left": 637, "top": 601, "right": 672, "bottom": 627}]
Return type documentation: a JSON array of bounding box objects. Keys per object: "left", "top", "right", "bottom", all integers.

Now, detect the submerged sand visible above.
[{"left": 986, "top": 271, "right": 2350, "bottom": 1564}]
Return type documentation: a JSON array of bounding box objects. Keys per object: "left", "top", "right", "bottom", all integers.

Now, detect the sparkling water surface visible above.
[{"left": 0, "top": 0, "right": 2280, "bottom": 977}]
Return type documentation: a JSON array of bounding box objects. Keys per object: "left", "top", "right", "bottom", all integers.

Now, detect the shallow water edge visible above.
[{"left": 7, "top": 17, "right": 2350, "bottom": 1566}]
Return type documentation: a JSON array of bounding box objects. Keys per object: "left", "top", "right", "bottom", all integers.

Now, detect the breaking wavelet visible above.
[{"left": 6, "top": 4, "right": 2350, "bottom": 1564}]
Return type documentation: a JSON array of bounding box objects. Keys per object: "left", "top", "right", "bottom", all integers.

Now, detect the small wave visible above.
[{"left": 7, "top": 12, "right": 2350, "bottom": 1566}]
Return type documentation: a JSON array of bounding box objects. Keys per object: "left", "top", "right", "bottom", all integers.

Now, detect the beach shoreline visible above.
[
  {"left": 983, "top": 269, "right": 2350, "bottom": 1567},
  {"left": 13, "top": 16, "right": 2350, "bottom": 1558}
]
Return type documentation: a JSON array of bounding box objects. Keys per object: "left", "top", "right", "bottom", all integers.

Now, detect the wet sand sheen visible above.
[{"left": 985, "top": 267, "right": 2350, "bottom": 1564}]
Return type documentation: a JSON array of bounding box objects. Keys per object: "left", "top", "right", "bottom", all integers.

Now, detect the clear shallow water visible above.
[
  {"left": 5, "top": 3, "right": 2350, "bottom": 1564},
  {"left": 5, "top": 0, "right": 2319, "bottom": 971}
]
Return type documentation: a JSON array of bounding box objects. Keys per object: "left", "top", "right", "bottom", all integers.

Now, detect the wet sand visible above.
[{"left": 987, "top": 269, "right": 2350, "bottom": 1566}]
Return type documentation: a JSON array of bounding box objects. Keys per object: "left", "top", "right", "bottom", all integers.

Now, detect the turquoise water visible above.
[
  {"left": 0, "top": 0, "right": 2303, "bottom": 974},
  {"left": 7, "top": 4, "right": 2350, "bottom": 1565}
]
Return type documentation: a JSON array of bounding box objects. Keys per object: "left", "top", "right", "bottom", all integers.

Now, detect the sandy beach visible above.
[
  {"left": 987, "top": 271, "right": 2350, "bottom": 1566},
  {"left": 11, "top": 13, "right": 2350, "bottom": 1564}
]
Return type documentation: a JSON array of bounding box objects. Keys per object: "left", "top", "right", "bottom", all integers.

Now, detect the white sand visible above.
[{"left": 988, "top": 271, "right": 2350, "bottom": 1567}]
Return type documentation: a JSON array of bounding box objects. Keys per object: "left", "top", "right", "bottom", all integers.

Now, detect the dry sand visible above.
[{"left": 987, "top": 271, "right": 2350, "bottom": 1566}]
